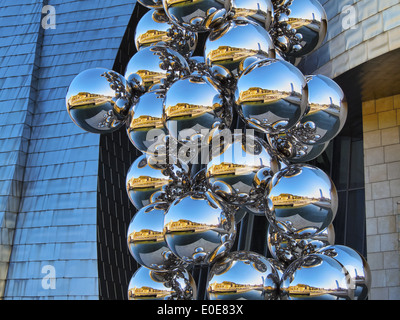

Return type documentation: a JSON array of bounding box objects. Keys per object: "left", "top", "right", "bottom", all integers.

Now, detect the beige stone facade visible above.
[{"left": 363, "top": 95, "right": 400, "bottom": 299}]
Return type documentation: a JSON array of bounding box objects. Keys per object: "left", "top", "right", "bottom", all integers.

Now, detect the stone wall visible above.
[{"left": 363, "top": 95, "right": 400, "bottom": 299}]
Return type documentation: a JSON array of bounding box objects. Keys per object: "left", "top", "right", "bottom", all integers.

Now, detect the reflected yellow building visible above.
[
  {"left": 136, "top": 69, "right": 165, "bottom": 86},
  {"left": 238, "top": 87, "right": 291, "bottom": 104},
  {"left": 166, "top": 0, "right": 198, "bottom": 5},
  {"left": 137, "top": 30, "right": 170, "bottom": 46},
  {"left": 68, "top": 92, "right": 112, "bottom": 108},
  {"left": 128, "top": 229, "right": 164, "bottom": 243},
  {"left": 208, "top": 162, "right": 255, "bottom": 176},
  {"left": 288, "top": 18, "right": 314, "bottom": 30},
  {"left": 127, "top": 176, "right": 169, "bottom": 190},
  {"left": 208, "top": 46, "right": 259, "bottom": 63},
  {"left": 129, "top": 115, "right": 163, "bottom": 130},
  {"left": 271, "top": 193, "right": 316, "bottom": 207},
  {"left": 165, "top": 102, "right": 211, "bottom": 119},
  {"left": 128, "top": 286, "right": 170, "bottom": 299},
  {"left": 209, "top": 281, "right": 263, "bottom": 293},
  {"left": 164, "top": 219, "right": 215, "bottom": 233}
]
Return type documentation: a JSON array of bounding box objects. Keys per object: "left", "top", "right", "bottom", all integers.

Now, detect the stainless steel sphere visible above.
[
  {"left": 127, "top": 202, "right": 186, "bottom": 272},
  {"left": 126, "top": 154, "right": 176, "bottom": 210},
  {"left": 126, "top": 89, "right": 168, "bottom": 155},
  {"left": 206, "top": 251, "right": 280, "bottom": 300},
  {"left": 163, "top": 73, "right": 229, "bottom": 145},
  {"left": 235, "top": 58, "right": 308, "bottom": 134},
  {"left": 163, "top": 192, "right": 236, "bottom": 265},
  {"left": 293, "top": 75, "right": 348, "bottom": 145},
  {"left": 266, "top": 164, "right": 338, "bottom": 238},
  {"left": 317, "top": 245, "right": 371, "bottom": 300},
  {"left": 138, "top": 0, "right": 164, "bottom": 9},
  {"left": 230, "top": 0, "right": 274, "bottom": 30},
  {"left": 206, "top": 133, "right": 282, "bottom": 209},
  {"left": 162, "top": 0, "right": 232, "bottom": 33},
  {"left": 205, "top": 19, "right": 275, "bottom": 76},
  {"left": 128, "top": 266, "right": 197, "bottom": 300},
  {"left": 286, "top": 0, "right": 328, "bottom": 58},
  {"left": 135, "top": 9, "right": 198, "bottom": 57},
  {"left": 280, "top": 254, "right": 354, "bottom": 300},
  {"left": 267, "top": 223, "right": 335, "bottom": 265},
  {"left": 266, "top": 131, "right": 329, "bottom": 163},
  {"left": 66, "top": 68, "right": 132, "bottom": 134},
  {"left": 124, "top": 45, "right": 190, "bottom": 91}
]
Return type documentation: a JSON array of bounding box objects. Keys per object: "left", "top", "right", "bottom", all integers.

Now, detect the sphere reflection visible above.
[{"left": 207, "top": 251, "right": 280, "bottom": 300}]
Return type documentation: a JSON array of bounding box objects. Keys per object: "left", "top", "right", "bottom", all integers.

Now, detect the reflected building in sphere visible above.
[{"left": 0, "top": 0, "right": 399, "bottom": 300}]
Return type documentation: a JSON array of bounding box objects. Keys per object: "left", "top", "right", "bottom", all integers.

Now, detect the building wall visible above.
[
  {"left": 302, "top": 0, "right": 400, "bottom": 79},
  {"left": 363, "top": 95, "right": 400, "bottom": 300},
  {"left": 1, "top": 0, "right": 136, "bottom": 299}
]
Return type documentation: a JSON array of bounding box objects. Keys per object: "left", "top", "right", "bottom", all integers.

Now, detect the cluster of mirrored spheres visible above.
[{"left": 65, "top": 0, "right": 371, "bottom": 300}]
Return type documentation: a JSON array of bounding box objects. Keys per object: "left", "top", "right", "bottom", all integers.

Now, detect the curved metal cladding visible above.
[
  {"left": 1, "top": 0, "right": 137, "bottom": 299},
  {"left": 300, "top": 0, "right": 400, "bottom": 79}
]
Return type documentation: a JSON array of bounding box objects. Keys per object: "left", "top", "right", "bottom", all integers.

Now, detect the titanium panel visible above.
[{"left": 1, "top": 0, "right": 137, "bottom": 299}]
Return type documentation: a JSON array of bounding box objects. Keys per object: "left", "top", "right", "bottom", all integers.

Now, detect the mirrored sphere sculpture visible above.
[
  {"left": 207, "top": 251, "right": 280, "bottom": 300},
  {"left": 162, "top": 0, "right": 232, "bottom": 33},
  {"left": 285, "top": 0, "right": 328, "bottom": 58},
  {"left": 235, "top": 58, "right": 308, "bottom": 134},
  {"left": 266, "top": 131, "right": 329, "bottom": 163},
  {"left": 138, "top": 0, "right": 164, "bottom": 9},
  {"left": 204, "top": 19, "right": 275, "bottom": 75},
  {"left": 127, "top": 202, "right": 186, "bottom": 271},
  {"left": 267, "top": 224, "right": 335, "bottom": 265},
  {"left": 126, "top": 89, "right": 168, "bottom": 155},
  {"left": 126, "top": 155, "right": 174, "bottom": 209},
  {"left": 266, "top": 164, "right": 338, "bottom": 238},
  {"left": 293, "top": 75, "right": 348, "bottom": 145},
  {"left": 206, "top": 133, "right": 282, "bottom": 209},
  {"left": 128, "top": 266, "right": 197, "bottom": 300},
  {"left": 135, "top": 9, "right": 198, "bottom": 57},
  {"left": 124, "top": 45, "right": 191, "bottom": 91},
  {"left": 230, "top": 0, "right": 274, "bottom": 30},
  {"left": 280, "top": 254, "right": 354, "bottom": 300},
  {"left": 317, "top": 245, "right": 371, "bottom": 300},
  {"left": 163, "top": 192, "right": 236, "bottom": 265},
  {"left": 163, "top": 73, "right": 229, "bottom": 144},
  {"left": 66, "top": 68, "right": 131, "bottom": 134}
]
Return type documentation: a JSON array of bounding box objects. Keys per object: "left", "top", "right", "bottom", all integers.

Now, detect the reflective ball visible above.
[
  {"left": 162, "top": 0, "right": 232, "bottom": 33},
  {"left": 207, "top": 251, "right": 280, "bottom": 300},
  {"left": 127, "top": 202, "right": 186, "bottom": 271},
  {"left": 286, "top": 0, "right": 328, "bottom": 58},
  {"left": 128, "top": 266, "right": 197, "bottom": 300},
  {"left": 266, "top": 164, "right": 338, "bottom": 238},
  {"left": 280, "top": 254, "right": 354, "bottom": 300},
  {"left": 126, "top": 154, "right": 188, "bottom": 209},
  {"left": 135, "top": 9, "right": 198, "bottom": 57},
  {"left": 207, "top": 133, "right": 282, "bottom": 210},
  {"left": 124, "top": 45, "right": 190, "bottom": 91},
  {"left": 317, "top": 245, "right": 371, "bottom": 300},
  {"left": 266, "top": 131, "right": 329, "bottom": 163},
  {"left": 163, "top": 192, "right": 236, "bottom": 265},
  {"left": 204, "top": 19, "right": 275, "bottom": 76},
  {"left": 138, "top": 0, "right": 163, "bottom": 9},
  {"left": 230, "top": 0, "right": 274, "bottom": 29},
  {"left": 66, "top": 68, "right": 132, "bottom": 134},
  {"left": 235, "top": 58, "right": 308, "bottom": 134},
  {"left": 163, "top": 73, "right": 229, "bottom": 145},
  {"left": 267, "top": 224, "right": 335, "bottom": 265},
  {"left": 293, "top": 75, "right": 348, "bottom": 145},
  {"left": 126, "top": 89, "right": 168, "bottom": 155}
]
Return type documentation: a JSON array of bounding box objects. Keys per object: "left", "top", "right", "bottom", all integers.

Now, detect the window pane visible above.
[{"left": 349, "top": 139, "right": 365, "bottom": 189}]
